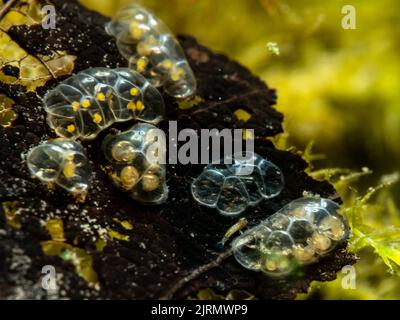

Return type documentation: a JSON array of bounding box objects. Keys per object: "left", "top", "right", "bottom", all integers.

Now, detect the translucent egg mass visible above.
[
  {"left": 102, "top": 123, "right": 168, "bottom": 204},
  {"left": 231, "top": 197, "right": 350, "bottom": 276},
  {"left": 27, "top": 138, "right": 91, "bottom": 200},
  {"left": 105, "top": 4, "right": 197, "bottom": 99},
  {"left": 191, "top": 152, "right": 284, "bottom": 216},
  {"left": 44, "top": 67, "right": 165, "bottom": 140}
]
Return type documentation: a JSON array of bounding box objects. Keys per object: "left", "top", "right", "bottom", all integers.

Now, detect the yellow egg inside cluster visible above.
[
  {"left": 45, "top": 68, "right": 165, "bottom": 141},
  {"left": 102, "top": 123, "right": 168, "bottom": 205},
  {"left": 66, "top": 124, "right": 76, "bottom": 133},
  {"left": 120, "top": 166, "right": 140, "bottom": 190},
  {"left": 71, "top": 101, "right": 80, "bottom": 112},
  {"left": 136, "top": 56, "right": 149, "bottom": 73},
  {"left": 105, "top": 4, "right": 197, "bottom": 98},
  {"left": 63, "top": 160, "right": 76, "bottom": 179},
  {"left": 129, "top": 21, "right": 144, "bottom": 40},
  {"left": 111, "top": 141, "right": 136, "bottom": 162}
]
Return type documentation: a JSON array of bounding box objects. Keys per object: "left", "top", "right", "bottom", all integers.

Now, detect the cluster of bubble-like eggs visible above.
[
  {"left": 44, "top": 67, "right": 165, "bottom": 140},
  {"left": 191, "top": 152, "right": 284, "bottom": 216},
  {"left": 27, "top": 138, "right": 91, "bottom": 199},
  {"left": 231, "top": 198, "right": 350, "bottom": 276},
  {"left": 105, "top": 4, "right": 196, "bottom": 99},
  {"left": 102, "top": 123, "right": 167, "bottom": 204}
]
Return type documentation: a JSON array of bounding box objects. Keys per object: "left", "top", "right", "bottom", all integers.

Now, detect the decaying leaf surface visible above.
[
  {"left": 0, "top": 0, "right": 77, "bottom": 91},
  {"left": 0, "top": 93, "right": 17, "bottom": 126},
  {"left": 0, "top": 0, "right": 355, "bottom": 299}
]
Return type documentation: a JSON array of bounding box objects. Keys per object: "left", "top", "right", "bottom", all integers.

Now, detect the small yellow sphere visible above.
[
  {"left": 63, "top": 161, "right": 75, "bottom": 179},
  {"left": 136, "top": 41, "right": 152, "bottom": 56},
  {"left": 129, "top": 21, "right": 143, "bottom": 40},
  {"left": 171, "top": 67, "right": 185, "bottom": 81}
]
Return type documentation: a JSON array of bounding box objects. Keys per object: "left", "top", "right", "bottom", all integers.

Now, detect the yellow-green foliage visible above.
[
  {"left": 297, "top": 248, "right": 400, "bottom": 300},
  {"left": 306, "top": 167, "right": 400, "bottom": 299},
  {"left": 312, "top": 168, "right": 400, "bottom": 271},
  {"left": 0, "top": 0, "right": 77, "bottom": 91}
]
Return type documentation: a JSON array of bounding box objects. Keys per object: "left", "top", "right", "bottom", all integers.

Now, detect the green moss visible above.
[{"left": 302, "top": 166, "right": 400, "bottom": 298}]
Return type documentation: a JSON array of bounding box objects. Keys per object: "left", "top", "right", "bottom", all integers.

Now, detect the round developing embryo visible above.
[{"left": 102, "top": 122, "right": 168, "bottom": 205}]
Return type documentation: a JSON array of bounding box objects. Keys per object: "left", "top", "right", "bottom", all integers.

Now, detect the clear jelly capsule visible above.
[
  {"left": 230, "top": 224, "right": 271, "bottom": 271},
  {"left": 102, "top": 123, "right": 168, "bottom": 204},
  {"left": 44, "top": 67, "right": 165, "bottom": 140},
  {"left": 26, "top": 138, "right": 91, "bottom": 201},
  {"left": 191, "top": 152, "right": 284, "bottom": 216},
  {"left": 232, "top": 197, "right": 350, "bottom": 277},
  {"left": 105, "top": 4, "right": 197, "bottom": 99}
]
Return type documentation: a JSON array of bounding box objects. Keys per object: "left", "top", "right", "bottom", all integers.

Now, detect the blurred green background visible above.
[{"left": 79, "top": 0, "right": 400, "bottom": 299}]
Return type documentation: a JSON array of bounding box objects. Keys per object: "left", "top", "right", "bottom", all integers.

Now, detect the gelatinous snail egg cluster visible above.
[
  {"left": 44, "top": 67, "right": 165, "bottom": 140},
  {"left": 231, "top": 198, "right": 350, "bottom": 276},
  {"left": 27, "top": 138, "right": 91, "bottom": 200},
  {"left": 191, "top": 152, "right": 284, "bottom": 216},
  {"left": 102, "top": 123, "right": 168, "bottom": 204},
  {"left": 105, "top": 4, "right": 197, "bottom": 99}
]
